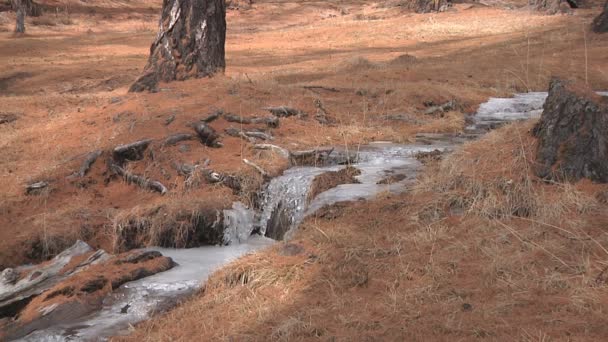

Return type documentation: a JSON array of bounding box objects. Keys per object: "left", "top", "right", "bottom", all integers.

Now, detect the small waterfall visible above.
[
  {"left": 23, "top": 92, "right": 599, "bottom": 341},
  {"left": 222, "top": 202, "right": 257, "bottom": 244}
]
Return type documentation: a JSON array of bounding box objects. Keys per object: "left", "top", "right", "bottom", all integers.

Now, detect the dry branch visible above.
[
  {"left": 162, "top": 133, "right": 195, "bottom": 147},
  {"left": 223, "top": 113, "right": 279, "bottom": 128},
  {"left": 77, "top": 150, "right": 102, "bottom": 177},
  {"left": 111, "top": 164, "right": 168, "bottom": 195}
]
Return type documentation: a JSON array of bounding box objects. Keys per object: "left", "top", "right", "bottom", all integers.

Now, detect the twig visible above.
[
  {"left": 242, "top": 159, "right": 268, "bottom": 177},
  {"left": 495, "top": 220, "right": 571, "bottom": 270}
]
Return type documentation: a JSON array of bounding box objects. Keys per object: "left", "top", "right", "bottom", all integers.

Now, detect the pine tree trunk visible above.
[
  {"left": 12, "top": 0, "right": 25, "bottom": 34},
  {"left": 129, "top": 0, "right": 226, "bottom": 92}
]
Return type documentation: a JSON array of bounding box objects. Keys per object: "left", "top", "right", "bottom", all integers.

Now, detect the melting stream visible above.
[{"left": 17, "top": 91, "right": 597, "bottom": 341}]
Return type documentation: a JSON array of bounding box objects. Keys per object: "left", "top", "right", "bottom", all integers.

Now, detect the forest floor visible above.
[{"left": 1, "top": 0, "right": 608, "bottom": 340}]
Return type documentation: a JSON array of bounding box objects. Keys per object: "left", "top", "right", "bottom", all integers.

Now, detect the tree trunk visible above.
[
  {"left": 12, "top": 0, "right": 25, "bottom": 34},
  {"left": 592, "top": 0, "right": 608, "bottom": 33},
  {"left": 129, "top": 0, "right": 226, "bottom": 92},
  {"left": 10, "top": 0, "right": 42, "bottom": 16}
]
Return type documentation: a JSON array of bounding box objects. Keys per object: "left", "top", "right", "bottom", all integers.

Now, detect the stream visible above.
[{"left": 16, "top": 91, "right": 599, "bottom": 341}]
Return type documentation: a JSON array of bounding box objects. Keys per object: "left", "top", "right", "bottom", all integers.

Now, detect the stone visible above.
[
  {"left": 0, "top": 269, "right": 17, "bottom": 285},
  {"left": 532, "top": 78, "right": 608, "bottom": 182}
]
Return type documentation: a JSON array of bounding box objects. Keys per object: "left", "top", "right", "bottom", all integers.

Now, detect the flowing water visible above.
[{"left": 18, "top": 91, "right": 593, "bottom": 341}]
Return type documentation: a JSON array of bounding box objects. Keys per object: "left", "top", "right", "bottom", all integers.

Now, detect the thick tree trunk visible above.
[
  {"left": 12, "top": 0, "right": 25, "bottom": 34},
  {"left": 593, "top": 1, "right": 608, "bottom": 33},
  {"left": 130, "top": 0, "right": 226, "bottom": 92},
  {"left": 10, "top": 0, "right": 42, "bottom": 16}
]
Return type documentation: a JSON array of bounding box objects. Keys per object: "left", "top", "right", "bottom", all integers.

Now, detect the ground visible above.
[{"left": 1, "top": 0, "right": 608, "bottom": 340}]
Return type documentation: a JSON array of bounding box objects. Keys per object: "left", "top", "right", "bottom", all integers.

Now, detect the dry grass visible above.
[
  {"left": 118, "top": 123, "right": 608, "bottom": 341},
  {"left": 109, "top": 196, "right": 232, "bottom": 252},
  {"left": 414, "top": 121, "right": 598, "bottom": 222}
]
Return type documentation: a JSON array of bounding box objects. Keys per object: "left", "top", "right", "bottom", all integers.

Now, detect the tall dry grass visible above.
[{"left": 414, "top": 121, "right": 598, "bottom": 222}]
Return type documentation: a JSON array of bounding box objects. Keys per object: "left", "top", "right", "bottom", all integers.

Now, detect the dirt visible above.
[{"left": 1, "top": 0, "right": 608, "bottom": 339}]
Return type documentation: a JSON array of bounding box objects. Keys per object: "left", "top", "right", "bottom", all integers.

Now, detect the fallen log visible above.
[
  {"left": 244, "top": 131, "right": 273, "bottom": 141},
  {"left": 225, "top": 127, "right": 256, "bottom": 143},
  {"left": 113, "top": 139, "right": 153, "bottom": 163},
  {"left": 110, "top": 164, "right": 168, "bottom": 195},
  {"left": 264, "top": 106, "right": 305, "bottom": 118},
  {"left": 162, "top": 133, "right": 195, "bottom": 147},
  {"left": 77, "top": 150, "right": 102, "bottom": 177},
  {"left": 0, "top": 241, "right": 110, "bottom": 314},
  {"left": 193, "top": 122, "right": 222, "bottom": 148},
  {"left": 223, "top": 113, "right": 279, "bottom": 128},
  {"left": 202, "top": 109, "right": 223, "bottom": 123}
]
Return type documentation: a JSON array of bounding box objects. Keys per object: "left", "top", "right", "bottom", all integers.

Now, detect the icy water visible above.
[{"left": 18, "top": 91, "right": 590, "bottom": 341}]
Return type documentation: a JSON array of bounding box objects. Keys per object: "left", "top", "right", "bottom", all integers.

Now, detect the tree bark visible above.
[
  {"left": 593, "top": 0, "right": 608, "bottom": 33},
  {"left": 12, "top": 0, "right": 25, "bottom": 34},
  {"left": 130, "top": 0, "right": 226, "bottom": 92}
]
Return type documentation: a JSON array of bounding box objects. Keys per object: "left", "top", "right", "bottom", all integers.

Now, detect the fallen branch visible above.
[
  {"left": 113, "top": 139, "right": 153, "bottom": 163},
  {"left": 243, "top": 159, "right": 268, "bottom": 177},
  {"left": 77, "top": 150, "right": 102, "bottom": 177},
  {"left": 263, "top": 106, "right": 305, "bottom": 118},
  {"left": 193, "top": 122, "right": 222, "bottom": 147},
  {"left": 162, "top": 133, "right": 195, "bottom": 147},
  {"left": 111, "top": 164, "right": 167, "bottom": 195},
  {"left": 202, "top": 109, "right": 223, "bottom": 123},
  {"left": 223, "top": 113, "right": 279, "bottom": 128},
  {"left": 302, "top": 85, "right": 340, "bottom": 93},
  {"left": 225, "top": 127, "right": 256, "bottom": 143},
  {"left": 244, "top": 131, "right": 273, "bottom": 141},
  {"left": 25, "top": 181, "right": 49, "bottom": 195},
  {"left": 253, "top": 144, "right": 291, "bottom": 159}
]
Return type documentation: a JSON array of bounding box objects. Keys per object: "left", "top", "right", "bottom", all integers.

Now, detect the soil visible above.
[{"left": 1, "top": 0, "right": 608, "bottom": 339}]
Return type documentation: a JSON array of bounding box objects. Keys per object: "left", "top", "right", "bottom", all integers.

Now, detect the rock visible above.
[
  {"left": 0, "top": 247, "right": 173, "bottom": 341},
  {"left": 0, "top": 269, "right": 17, "bottom": 285},
  {"left": 530, "top": 0, "right": 575, "bottom": 14},
  {"left": 0, "top": 241, "right": 105, "bottom": 313},
  {"left": 532, "top": 78, "right": 608, "bottom": 182},
  {"left": 592, "top": 1, "right": 608, "bottom": 33}
]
